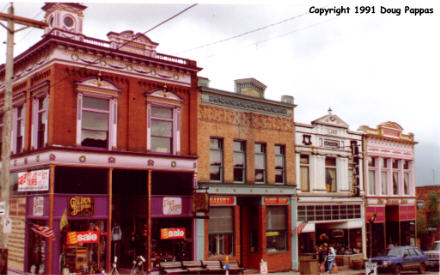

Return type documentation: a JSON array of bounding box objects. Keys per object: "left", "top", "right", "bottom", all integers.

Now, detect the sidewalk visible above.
[{"left": 246, "top": 269, "right": 365, "bottom": 275}]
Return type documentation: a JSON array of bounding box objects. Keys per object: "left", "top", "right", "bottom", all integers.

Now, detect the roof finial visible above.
[{"left": 328, "top": 107, "right": 332, "bottom": 115}]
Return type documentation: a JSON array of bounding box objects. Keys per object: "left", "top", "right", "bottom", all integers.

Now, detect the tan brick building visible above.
[{"left": 196, "top": 77, "right": 297, "bottom": 272}]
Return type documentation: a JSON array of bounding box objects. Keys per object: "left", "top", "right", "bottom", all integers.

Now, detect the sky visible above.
[{"left": 0, "top": 0, "right": 439, "bottom": 186}]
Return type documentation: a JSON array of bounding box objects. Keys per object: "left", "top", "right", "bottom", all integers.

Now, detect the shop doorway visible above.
[
  {"left": 238, "top": 197, "right": 260, "bottom": 269},
  {"left": 112, "top": 169, "right": 148, "bottom": 268},
  {"left": 385, "top": 206, "right": 399, "bottom": 247}
]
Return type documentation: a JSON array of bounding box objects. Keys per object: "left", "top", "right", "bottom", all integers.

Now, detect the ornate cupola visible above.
[{"left": 42, "top": 2, "right": 87, "bottom": 35}]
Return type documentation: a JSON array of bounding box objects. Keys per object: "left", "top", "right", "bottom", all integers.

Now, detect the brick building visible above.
[
  {"left": 359, "top": 122, "right": 417, "bottom": 256},
  {"left": 196, "top": 77, "right": 297, "bottom": 272},
  {"left": 1, "top": 3, "right": 200, "bottom": 274}
]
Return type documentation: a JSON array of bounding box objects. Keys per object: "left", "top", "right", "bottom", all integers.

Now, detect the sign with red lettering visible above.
[
  {"left": 365, "top": 206, "right": 385, "bottom": 223},
  {"left": 399, "top": 205, "right": 415, "bottom": 221},
  {"left": 209, "top": 196, "right": 235, "bottom": 206},
  {"left": 18, "top": 169, "right": 49, "bottom": 192},
  {"left": 66, "top": 231, "right": 99, "bottom": 244},
  {"left": 264, "top": 197, "right": 289, "bottom": 205},
  {"left": 160, "top": 228, "right": 186, "bottom": 240}
]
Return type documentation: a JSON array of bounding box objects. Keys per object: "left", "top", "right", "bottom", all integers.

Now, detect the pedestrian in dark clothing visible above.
[{"left": 318, "top": 244, "right": 328, "bottom": 275}]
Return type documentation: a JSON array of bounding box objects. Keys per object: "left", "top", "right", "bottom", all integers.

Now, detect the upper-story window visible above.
[
  {"left": 81, "top": 96, "right": 110, "bottom": 148},
  {"left": 233, "top": 140, "right": 246, "bottom": 183},
  {"left": 275, "top": 145, "right": 285, "bottom": 184},
  {"left": 403, "top": 160, "right": 410, "bottom": 195},
  {"left": 325, "top": 157, "right": 337, "bottom": 192},
  {"left": 392, "top": 159, "right": 399, "bottom": 195},
  {"left": 150, "top": 106, "right": 173, "bottom": 153},
  {"left": 210, "top": 138, "right": 223, "bottom": 182},
  {"left": 380, "top": 158, "right": 388, "bottom": 195},
  {"left": 255, "top": 143, "right": 266, "bottom": 184},
  {"left": 368, "top": 157, "right": 376, "bottom": 195},
  {"left": 31, "top": 95, "right": 48, "bottom": 149},
  {"left": 0, "top": 113, "right": 3, "bottom": 156},
  {"left": 300, "top": 154, "right": 310, "bottom": 192},
  {"left": 146, "top": 88, "right": 182, "bottom": 155},
  {"left": 14, "top": 105, "right": 25, "bottom": 153},
  {"left": 76, "top": 78, "right": 120, "bottom": 150}
]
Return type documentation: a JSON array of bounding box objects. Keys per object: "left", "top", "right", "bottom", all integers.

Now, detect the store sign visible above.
[
  {"left": 163, "top": 197, "right": 182, "bottom": 215},
  {"left": 33, "top": 197, "right": 44, "bottom": 216},
  {"left": 264, "top": 197, "right": 289, "bottom": 205},
  {"left": 365, "top": 206, "right": 385, "bottom": 223},
  {"left": 193, "top": 193, "right": 209, "bottom": 213},
  {"left": 67, "top": 231, "right": 99, "bottom": 244},
  {"left": 17, "top": 169, "right": 49, "bottom": 192},
  {"left": 399, "top": 205, "right": 415, "bottom": 221},
  {"left": 160, "top": 228, "right": 186, "bottom": 240},
  {"left": 69, "top": 196, "right": 94, "bottom": 217},
  {"left": 209, "top": 196, "right": 235, "bottom": 206}
]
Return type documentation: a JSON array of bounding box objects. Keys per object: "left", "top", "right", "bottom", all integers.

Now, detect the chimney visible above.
[
  {"left": 281, "top": 95, "right": 294, "bottom": 104},
  {"left": 198, "top": 76, "right": 210, "bottom": 87},
  {"left": 234, "top": 78, "right": 266, "bottom": 98}
]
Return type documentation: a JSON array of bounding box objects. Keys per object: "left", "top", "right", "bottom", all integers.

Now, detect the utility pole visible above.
[{"left": 0, "top": 3, "right": 46, "bottom": 272}]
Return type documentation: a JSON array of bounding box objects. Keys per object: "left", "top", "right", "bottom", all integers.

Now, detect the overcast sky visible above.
[{"left": 1, "top": 0, "right": 439, "bottom": 186}]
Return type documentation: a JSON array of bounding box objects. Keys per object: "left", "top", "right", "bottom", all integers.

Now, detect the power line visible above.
[
  {"left": 176, "top": 7, "right": 312, "bottom": 55},
  {"left": 17, "top": 10, "right": 44, "bottom": 44}
]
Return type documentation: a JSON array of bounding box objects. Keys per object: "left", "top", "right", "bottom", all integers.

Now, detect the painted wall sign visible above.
[
  {"left": 69, "top": 196, "right": 94, "bottom": 217},
  {"left": 163, "top": 197, "right": 182, "bottom": 215},
  {"left": 209, "top": 196, "right": 235, "bottom": 206},
  {"left": 33, "top": 196, "right": 44, "bottom": 216},
  {"left": 399, "top": 205, "right": 415, "bottom": 221},
  {"left": 263, "top": 197, "right": 289, "bottom": 205},
  {"left": 67, "top": 231, "right": 99, "bottom": 244},
  {"left": 8, "top": 198, "right": 26, "bottom": 271},
  {"left": 365, "top": 206, "right": 385, "bottom": 223},
  {"left": 17, "top": 169, "right": 49, "bottom": 192},
  {"left": 160, "top": 227, "right": 186, "bottom": 240}
]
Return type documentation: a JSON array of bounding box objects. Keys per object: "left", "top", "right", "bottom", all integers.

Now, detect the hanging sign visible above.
[
  {"left": 18, "top": 169, "right": 49, "bottom": 192},
  {"left": 163, "top": 197, "right": 182, "bottom": 215},
  {"left": 160, "top": 228, "right": 186, "bottom": 240},
  {"left": 67, "top": 231, "right": 99, "bottom": 244},
  {"left": 69, "top": 196, "right": 94, "bottom": 217}
]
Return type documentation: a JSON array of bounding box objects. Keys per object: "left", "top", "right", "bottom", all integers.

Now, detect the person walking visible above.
[
  {"left": 318, "top": 244, "right": 328, "bottom": 275},
  {"left": 327, "top": 244, "right": 336, "bottom": 274}
]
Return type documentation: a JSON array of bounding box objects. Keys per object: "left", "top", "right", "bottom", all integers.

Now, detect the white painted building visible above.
[{"left": 294, "top": 109, "right": 366, "bottom": 268}]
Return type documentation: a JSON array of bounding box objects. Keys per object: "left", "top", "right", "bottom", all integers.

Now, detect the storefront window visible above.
[
  {"left": 210, "top": 138, "right": 223, "bottom": 181},
  {"left": 233, "top": 141, "right": 245, "bottom": 183},
  {"left": 266, "top": 206, "right": 287, "bottom": 253},
  {"left": 60, "top": 220, "right": 107, "bottom": 274},
  {"left": 208, "top": 207, "right": 234, "bottom": 256},
  {"left": 27, "top": 221, "right": 47, "bottom": 274},
  {"left": 325, "top": 157, "right": 337, "bottom": 192},
  {"left": 300, "top": 155, "right": 310, "bottom": 192}
]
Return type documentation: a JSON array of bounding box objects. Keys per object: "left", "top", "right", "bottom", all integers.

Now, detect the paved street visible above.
[{"left": 246, "top": 269, "right": 440, "bottom": 275}]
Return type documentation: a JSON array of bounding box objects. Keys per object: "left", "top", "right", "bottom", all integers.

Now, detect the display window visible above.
[
  {"left": 266, "top": 206, "right": 288, "bottom": 253},
  {"left": 208, "top": 207, "right": 234, "bottom": 257},
  {"left": 27, "top": 221, "right": 47, "bottom": 275},
  {"left": 60, "top": 220, "right": 107, "bottom": 274}
]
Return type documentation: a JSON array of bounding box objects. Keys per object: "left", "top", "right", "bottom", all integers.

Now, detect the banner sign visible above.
[
  {"left": 365, "top": 206, "right": 385, "bottom": 223},
  {"left": 18, "top": 169, "right": 49, "bottom": 192},
  {"left": 263, "top": 197, "right": 289, "bottom": 205},
  {"left": 69, "top": 196, "right": 94, "bottom": 217},
  {"left": 399, "top": 205, "right": 415, "bottom": 221},
  {"left": 160, "top": 228, "right": 186, "bottom": 240},
  {"left": 67, "top": 231, "right": 99, "bottom": 244}
]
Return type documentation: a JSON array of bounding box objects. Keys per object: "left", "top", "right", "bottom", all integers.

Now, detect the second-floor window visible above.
[
  {"left": 403, "top": 160, "right": 410, "bottom": 195},
  {"left": 381, "top": 158, "right": 388, "bottom": 195},
  {"left": 300, "top": 154, "right": 310, "bottom": 192},
  {"left": 368, "top": 157, "right": 376, "bottom": 195},
  {"left": 150, "top": 106, "right": 173, "bottom": 153},
  {"left": 32, "top": 95, "right": 48, "bottom": 149},
  {"left": 210, "top": 138, "right": 223, "bottom": 181},
  {"left": 233, "top": 140, "right": 245, "bottom": 183},
  {"left": 81, "top": 96, "right": 110, "bottom": 148},
  {"left": 275, "top": 145, "right": 285, "bottom": 184},
  {"left": 0, "top": 114, "right": 3, "bottom": 156},
  {"left": 15, "top": 105, "right": 25, "bottom": 153},
  {"left": 392, "top": 159, "right": 399, "bottom": 195},
  {"left": 325, "top": 157, "right": 337, "bottom": 192},
  {"left": 255, "top": 143, "right": 266, "bottom": 184}
]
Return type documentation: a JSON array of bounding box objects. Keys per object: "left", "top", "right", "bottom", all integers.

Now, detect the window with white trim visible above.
[
  {"left": 81, "top": 96, "right": 110, "bottom": 148},
  {"left": 233, "top": 140, "right": 245, "bottom": 183},
  {"left": 275, "top": 145, "right": 285, "bottom": 184},
  {"left": 368, "top": 157, "right": 376, "bottom": 195},
  {"left": 210, "top": 138, "right": 223, "bottom": 181},
  {"left": 14, "top": 105, "right": 25, "bottom": 153},
  {"left": 31, "top": 95, "right": 48, "bottom": 149},
  {"left": 392, "top": 159, "right": 399, "bottom": 195},
  {"left": 403, "top": 160, "right": 410, "bottom": 195},
  {"left": 325, "top": 157, "right": 337, "bottom": 192},
  {"left": 0, "top": 113, "right": 3, "bottom": 156},
  {"left": 150, "top": 106, "right": 173, "bottom": 153},
  {"left": 300, "top": 154, "right": 310, "bottom": 192},
  {"left": 255, "top": 143, "right": 266, "bottom": 183}
]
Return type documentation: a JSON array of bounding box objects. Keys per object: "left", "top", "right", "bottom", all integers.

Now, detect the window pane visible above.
[
  {"left": 393, "top": 172, "right": 399, "bottom": 194},
  {"left": 210, "top": 138, "right": 221, "bottom": 149},
  {"left": 151, "top": 106, "right": 172, "bottom": 119},
  {"left": 151, "top": 137, "right": 171, "bottom": 153},
  {"left": 82, "top": 111, "right": 108, "bottom": 130},
  {"left": 255, "top": 143, "right": 265, "bottom": 153},
  {"left": 266, "top": 207, "right": 286, "bottom": 230},
  {"left": 234, "top": 141, "right": 244, "bottom": 152},
  {"left": 325, "top": 157, "right": 336, "bottom": 166},
  {"left": 326, "top": 168, "right": 336, "bottom": 192},
  {"left": 209, "top": 207, "right": 233, "bottom": 233},
  {"left": 210, "top": 166, "right": 221, "bottom": 181},
  {"left": 381, "top": 172, "right": 387, "bottom": 195},
  {"left": 83, "top": 96, "right": 108, "bottom": 110},
  {"left": 81, "top": 130, "right": 107, "bottom": 148},
  {"left": 255, "top": 154, "right": 265, "bottom": 169},
  {"left": 275, "top": 155, "right": 283, "bottom": 168},
  {"left": 234, "top": 152, "right": 244, "bottom": 166},
  {"left": 369, "top": 170, "right": 376, "bottom": 195},
  {"left": 381, "top": 158, "right": 388, "bottom": 168},
  {"left": 404, "top": 173, "right": 409, "bottom": 195},
  {"left": 210, "top": 150, "right": 222, "bottom": 165},
  {"left": 392, "top": 159, "right": 399, "bottom": 169},
  {"left": 275, "top": 145, "right": 284, "bottom": 155},
  {"left": 275, "top": 169, "right": 284, "bottom": 183},
  {"left": 300, "top": 166, "right": 309, "bottom": 191},
  {"left": 300, "top": 155, "right": 309, "bottom": 164},
  {"left": 234, "top": 168, "right": 244, "bottom": 182},
  {"left": 403, "top": 160, "right": 409, "bottom": 170},
  {"left": 255, "top": 170, "right": 265, "bottom": 182},
  {"left": 151, "top": 120, "right": 172, "bottom": 137}
]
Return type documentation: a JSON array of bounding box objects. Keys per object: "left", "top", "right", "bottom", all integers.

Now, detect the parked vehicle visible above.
[
  {"left": 424, "top": 240, "right": 440, "bottom": 270},
  {"left": 370, "top": 246, "right": 427, "bottom": 274}
]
